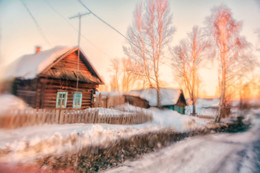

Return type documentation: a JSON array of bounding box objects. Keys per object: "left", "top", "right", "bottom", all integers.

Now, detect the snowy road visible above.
[{"left": 105, "top": 114, "right": 260, "bottom": 173}]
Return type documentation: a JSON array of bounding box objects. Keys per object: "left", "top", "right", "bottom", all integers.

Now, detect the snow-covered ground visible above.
[
  {"left": 185, "top": 98, "right": 219, "bottom": 117},
  {"left": 0, "top": 95, "right": 258, "bottom": 172},
  {"left": 186, "top": 98, "right": 260, "bottom": 118},
  {"left": 105, "top": 112, "right": 260, "bottom": 173},
  {"left": 0, "top": 105, "right": 210, "bottom": 163},
  {"left": 0, "top": 94, "right": 28, "bottom": 115}
]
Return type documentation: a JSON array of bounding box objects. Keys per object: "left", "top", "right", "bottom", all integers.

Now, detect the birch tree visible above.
[
  {"left": 171, "top": 26, "right": 211, "bottom": 115},
  {"left": 124, "top": 0, "right": 174, "bottom": 107},
  {"left": 109, "top": 58, "right": 120, "bottom": 91},
  {"left": 207, "top": 5, "right": 254, "bottom": 122},
  {"left": 121, "top": 58, "right": 142, "bottom": 92}
]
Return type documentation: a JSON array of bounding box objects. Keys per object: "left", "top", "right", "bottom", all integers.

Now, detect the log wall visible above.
[
  {"left": 13, "top": 78, "right": 97, "bottom": 109},
  {"left": 38, "top": 78, "right": 96, "bottom": 109},
  {"left": 14, "top": 79, "right": 38, "bottom": 108}
]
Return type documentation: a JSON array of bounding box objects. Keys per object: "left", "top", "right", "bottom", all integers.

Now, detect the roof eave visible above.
[{"left": 77, "top": 47, "right": 105, "bottom": 84}]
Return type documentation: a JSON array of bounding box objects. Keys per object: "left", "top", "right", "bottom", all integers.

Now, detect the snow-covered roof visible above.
[
  {"left": 10, "top": 46, "right": 104, "bottom": 84},
  {"left": 12, "top": 46, "right": 72, "bottom": 79},
  {"left": 130, "top": 88, "right": 183, "bottom": 107}
]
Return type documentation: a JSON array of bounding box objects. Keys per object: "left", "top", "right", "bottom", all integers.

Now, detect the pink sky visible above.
[{"left": 1, "top": 0, "right": 260, "bottom": 96}]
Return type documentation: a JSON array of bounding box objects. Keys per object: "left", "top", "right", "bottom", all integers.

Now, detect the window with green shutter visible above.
[
  {"left": 56, "top": 92, "right": 68, "bottom": 108},
  {"left": 73, "top": 92, "right": 82, "bottom": 108}
]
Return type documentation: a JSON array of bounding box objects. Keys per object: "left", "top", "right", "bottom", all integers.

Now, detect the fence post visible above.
[
  {"left": 50, "top": 109, "right": 54, "bottom": 124},
  {"left": 31, "top": 110, "right": 34, "bottom": 126},
  {"left": 83, "top": 110, "right": 87, "bottom": 123},
  {"left": 92, "top": 111, "right": 95, "bottom": 123},
  {"left": 45, "top": 109, "right": 49, "bottom": 124},
  {"left": 67, "top": 110, "right": 70, "bottom": 124},
  {"left": 79, "top": 110, "right": 83, "bottom": 123},
  {"left": 70, "top": 110, "right": 72, "bottom": 124},
  {"left": 91, "top": 110, "right": 95, "bottom": 123},
  {"left": 9, "top": 111, "right": 15, "bottom": 128},
  {"left": 41, "top": 109, "right": 46, "bottom": 125},
  {"left": 75, "top": 110, "right": 78, "bottom": 123},
  {"left": 13, "top": 110, "right": 19, "bottom": 128},
  {"left": 19, "top": 110, "right": 25, "bottom": 128},
  {"left": 72, "top": 110, "right": 75, "bottom": 123},
  {"left": 63, "top": 110, "right": 67, "bottom": 124},
  {"left": 55, "top": 109, "right": 59, "bottom": 124},
  {"left": 50, "top": 109, "right": 53, "bottom": 124},
  {"left": 60, "top": 110, "right": 64, "bottom": 124}
]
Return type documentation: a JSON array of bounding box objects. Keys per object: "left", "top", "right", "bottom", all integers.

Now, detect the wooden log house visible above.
[{"left": 11, "top": 46, "right": 104, "bottom": 109}]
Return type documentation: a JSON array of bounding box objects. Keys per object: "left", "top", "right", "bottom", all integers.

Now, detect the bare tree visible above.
[
  {"left": 124, "top": 2, "right": 152, "bottom": 88},
  {"left": 207, "top": 5, "right": 255, "bottom": 122},
  {"left": 109, "top": 57, "right": 144, "bottom": 92},
  {"left": 124, "top": 0, "right": 174, "bottom": 107},
  {"left": 238, "top": 79, "right": 252, "bottom": 117},
  {"left": 171, "top": 26, "right": 211, "bottom": 115},
  {"left": 121, "top": 58, "right": 142, "bottom": 91},
  {"left": 109, "top": 58, "right": 120, "bottom": 91}
]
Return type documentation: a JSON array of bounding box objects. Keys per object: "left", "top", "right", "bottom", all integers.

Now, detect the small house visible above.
[
  {"left": 11, "top": 46, "right": 104, "bottom": 109},
  {"left": 95, "top": 91, "right": 149, "bottom": 108},
  {"left": 130, "top": 88, "right": 187, "bottom": 114}
]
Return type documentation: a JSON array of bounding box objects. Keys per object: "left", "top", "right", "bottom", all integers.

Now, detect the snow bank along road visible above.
[
  {"left": 0, "top": 108, "right": 209, "bottom": 164},
  {"left": 105, "top": 114, "right": 260, "bottom": 173}
]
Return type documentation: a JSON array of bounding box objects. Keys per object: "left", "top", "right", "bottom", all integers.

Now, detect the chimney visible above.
[{"left": 35, "top": 46, "right": 41, "bottom": 53}]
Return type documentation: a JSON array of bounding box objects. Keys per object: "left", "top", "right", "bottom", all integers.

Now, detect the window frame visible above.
[
  {"left": 56, "top": 91, "right": 68, "bottom": 108},
  {"left": 73, "top": 92, "right": 82, "bottom": 108}
]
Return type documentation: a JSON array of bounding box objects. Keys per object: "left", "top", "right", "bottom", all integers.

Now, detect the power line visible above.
[
  {"left": 45, "top": 0, "right": 74, "bottom": 27},
  {"left": 78, "top": 0, "right": 138, "bottom": 48},
  {"left": 44, "top": 0, "right": 113, "bottom": 58},
  {"left": 78, "top": 0, "right": 172, "bottom": 67},
  {"left": 78, "top": 0, "right": 155, "bottom": 58},
  {"left": 20, "top": 0, "right": 52, "bottom": 46}
]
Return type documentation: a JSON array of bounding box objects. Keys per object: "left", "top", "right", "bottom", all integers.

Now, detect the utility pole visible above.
[
  {"left": 69, "top": 12, "right": 90, "bottom": 167},
  {"left": 69, "top": 12, "right": 90, "bottom": 91}
]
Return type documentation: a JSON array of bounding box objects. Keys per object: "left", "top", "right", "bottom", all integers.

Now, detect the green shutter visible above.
[
  {"left": 175, "top": 106, "right": 180, "bottom": 113},
  {"left": 180, "top": 106, "right": 183, "bottom": 114}
]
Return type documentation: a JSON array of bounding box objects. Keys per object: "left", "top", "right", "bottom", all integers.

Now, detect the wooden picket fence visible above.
[{"left": 0, "top": 108, "right": 153, "bottom": 129}]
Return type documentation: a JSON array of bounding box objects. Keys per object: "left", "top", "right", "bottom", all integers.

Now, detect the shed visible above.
[
  {"left": 95, "top": 91, "right": 149, "bottom": 109},
  {"left": 11, "top": 46, "right": 103, "bottom": 109},
  {"left": 130, "top": 88, "right": 187, "bottom": 114}
]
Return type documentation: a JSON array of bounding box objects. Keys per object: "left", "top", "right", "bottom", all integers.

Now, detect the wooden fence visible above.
[{"left": 0, "top": 109, "right": 153, "bottom": 129}]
